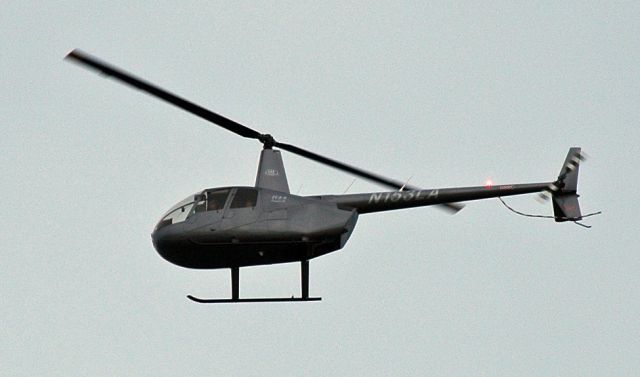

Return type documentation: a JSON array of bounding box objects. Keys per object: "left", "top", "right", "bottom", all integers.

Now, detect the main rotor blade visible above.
[
  {"left": 65, "top": 49, "right": 262, "bottom": 140},
  {"left": 275, "top": 142, "right": 464, "bottom": 213},
  {"left": 66, "top": 49, "right": 462, "bottom": 213}
]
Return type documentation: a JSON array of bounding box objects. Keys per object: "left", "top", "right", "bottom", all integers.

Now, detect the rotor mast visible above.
[{"left": 255, "top": 148, "right": 290, "bottom": 193}]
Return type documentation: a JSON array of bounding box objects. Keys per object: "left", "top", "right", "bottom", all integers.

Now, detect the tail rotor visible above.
[{"left": 550, "top": 148, "right": 585, "bottom": 222}]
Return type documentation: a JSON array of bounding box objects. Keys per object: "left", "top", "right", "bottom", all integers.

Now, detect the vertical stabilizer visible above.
[
  {"left": 558, "top": 147, "right": 581, "bottom": 192},
  {"left": 255, "top": 149, "right": 290, "bottom": 193},
  {"left": 552, "top": 147, "right": 583, "bottom": 221}
]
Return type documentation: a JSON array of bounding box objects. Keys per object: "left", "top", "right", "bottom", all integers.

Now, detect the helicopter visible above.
[{"left": 66, "top": 49, "right": 589, "bottom": 303}]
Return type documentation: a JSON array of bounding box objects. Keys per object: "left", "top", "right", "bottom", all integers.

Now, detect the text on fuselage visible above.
[
  {"left": 368, "top": 190, "right": 439, "bottom": 204},
  {"left": 271, "top": 194, "right": 287, "bottom": 203}
]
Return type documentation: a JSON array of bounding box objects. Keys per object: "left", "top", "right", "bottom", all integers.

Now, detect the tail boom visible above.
[
  {"left": 320, "top": 182, "right": 552, "bottom": 214},
  {"left": 319, "top": 148, "right": 586, "bottom": 221}
]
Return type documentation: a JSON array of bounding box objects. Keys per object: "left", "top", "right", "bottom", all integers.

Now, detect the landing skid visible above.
[
  {"left": 188, "top": 260, "right": 321, "bottom": 304},
  {"left": 187, "top": 295, "right": 321, "bottom": 303}
]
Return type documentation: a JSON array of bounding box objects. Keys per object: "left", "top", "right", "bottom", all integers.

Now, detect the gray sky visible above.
[{"left": 2, "top": 2, "right": 639, "bottom": 376}]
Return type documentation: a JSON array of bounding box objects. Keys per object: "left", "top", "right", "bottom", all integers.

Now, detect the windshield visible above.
[
  {"left": 154, "top": 187, "right": 256, "bottom": 231},
  {"left": 155, "top": 193, "right": 200, "bottom": 231}
]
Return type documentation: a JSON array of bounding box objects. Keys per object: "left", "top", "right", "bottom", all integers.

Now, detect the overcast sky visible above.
[{"left": 2, "top": 2, "right": 639, "bottom": 376}]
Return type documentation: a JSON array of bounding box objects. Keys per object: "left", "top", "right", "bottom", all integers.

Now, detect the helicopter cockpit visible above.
[{"left": 154, "top": 187, "right": 259, "bottom": 231}]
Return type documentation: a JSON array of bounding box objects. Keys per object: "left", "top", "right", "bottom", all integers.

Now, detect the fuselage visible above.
[
  {"left": 151, "top": 186, "right": 358, "bottom": 269},
  {"left": 152, "top": 181, "right": 551, "bottom": 269}
]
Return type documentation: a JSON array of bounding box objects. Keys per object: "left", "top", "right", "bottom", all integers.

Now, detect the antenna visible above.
[
  {"left": 399, "top": 175, "right": 414, "bottom": 192},
  {"left": 343, "top": 179, "right": 357, "bottom": 194}
]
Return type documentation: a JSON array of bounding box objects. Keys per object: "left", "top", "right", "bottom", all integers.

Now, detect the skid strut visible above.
[{"left": 187, "top": 260, "right": 322, "bottom": 303}]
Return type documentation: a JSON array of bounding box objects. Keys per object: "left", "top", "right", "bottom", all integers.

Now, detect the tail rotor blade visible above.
[
  {"left": 536, "top": 192, "right": 551, "bottom": 203},
  {"left": 538, "top": 149, "right": 588, "bottom": 204}
]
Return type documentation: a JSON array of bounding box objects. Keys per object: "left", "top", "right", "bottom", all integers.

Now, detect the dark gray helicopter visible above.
[{"left": 66, "top": 50, "right": 587, "bottom": 303}]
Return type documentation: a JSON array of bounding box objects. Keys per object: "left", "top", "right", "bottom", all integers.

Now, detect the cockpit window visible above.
[
  {"left": 230, "top": 188, "right": 258, "bottom": 209},
  {"left": 155, "top": 194, "right": 198, "bottom": 231},
  {"left": 206, "top": 189, "right": 229, "bottom": 211},
  {"left": 191, "top": 189, "right": 230, "bottom": 215},
  {"left": 156, "top": 188, "right": 253, "bottom": 231}
]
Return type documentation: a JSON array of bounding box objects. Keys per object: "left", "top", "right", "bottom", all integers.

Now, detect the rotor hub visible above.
[{"left": 259, "top": 134, "right": 276, "bottom": 149}]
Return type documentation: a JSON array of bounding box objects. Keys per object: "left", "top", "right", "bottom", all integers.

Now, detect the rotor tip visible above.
[{"left": 64, "top": 49, "right": 79, "bottom": 61}]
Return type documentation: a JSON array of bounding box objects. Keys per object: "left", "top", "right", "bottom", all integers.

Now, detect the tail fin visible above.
[{"left": 551, "top": 147, "right": 583, "bottom": 222}]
